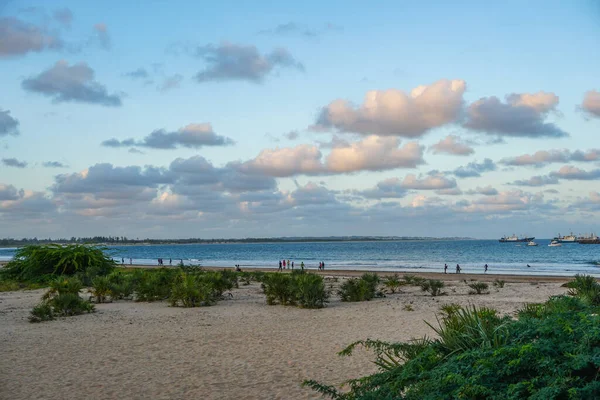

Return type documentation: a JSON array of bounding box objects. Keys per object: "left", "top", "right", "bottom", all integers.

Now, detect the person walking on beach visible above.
[
  {"left": 484, "top": 264, "right": 488, "bottom": 273},
  {"left": 456, "top": 264, "right": 461, "bottom": 274},
  {"left": 287, "top": 260, "right": 290, "bottom": 269},
  {"left": 169, "top": 258, "right": 172, "bottom": 265},
  {"left": 121, "top": 258, "right": 124, "bottom": 264},
  {"left": 444, "top": 264, "right": 448, "bottom": 274},
  {"left": 129, "top": 258, "right": 132, "bottom": 265},
  {"left": 291, "top": 261, "right": 294, "bottom": 269},
  {"left": 322, "top": 261, "right": 325, "bottom": 270},
  {"left": 283, "top": 259, "right": 286, "bottom": 269},
  {"left": 278, "top": 260, "right": 282, "bottom": 271},
  {"left": 301, "top": 262, "right": 304, "bottom": 271}
]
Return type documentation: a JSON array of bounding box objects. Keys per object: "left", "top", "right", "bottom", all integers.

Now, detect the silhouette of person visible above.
[{"left": 444, "top": 264, "right": 448, "bottom": 274}]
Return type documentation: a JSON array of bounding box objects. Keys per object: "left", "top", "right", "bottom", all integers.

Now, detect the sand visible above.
[{"left": 0, "top": 273, "right": 569, "bottom": 400}]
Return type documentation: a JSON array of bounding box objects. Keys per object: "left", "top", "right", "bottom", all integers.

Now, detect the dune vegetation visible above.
[{"left": 304, "top": 274, "right": 600, "bottom": 399}]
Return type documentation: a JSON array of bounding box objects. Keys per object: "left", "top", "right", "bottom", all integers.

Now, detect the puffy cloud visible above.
[
  {"left": 2, "top": 158, "right": 27, "bottom": 168},
  {"left": 101, "top": 123, "right": 234, "bottom": 150},
  {"left": 436, "top": 187, "right": 463, "bottom": 196},
  {"left": 356, "top": 173, "right": 456, "bottom": 199},
  {"left": 500, "top": 149, "right": 600, "bottom": 167},
  {"left": 42, "top": 161, "right": 68, "bottom": 168},
  {"left": 53, "top": 8, "right": 73, "bottom": 27},
  {"left": 0, "top": 17, "right": 62, "bottom": 57},
  {"left": 464, "top": 91, "right": 567, "bottom": 138},
  {"left": 22, "top": 61, "right": 123, "bottom": 106},
  {"left": 194, "top": 42, "right": 303, "bottom": 83},
  {"left": 0, "top": 109, "right": 19, "bottom": 136},
  {"left": 356, "top": 178, "right": 408, "bottom": 199},
  {"left": 509, "top": 175, "right": 559, "bottom": 187},
  {"left": 581, "top": 90, "right": 600, "bottom": 118},
  {"left": 239, "top": 136, "right": 424, "bottom": 177},
  {"left": 430, "top": 134, "right": 474, "bottom": 156},
  {"left": 158, "top": 74, "right": 183, "bottom": 92},
  {"left": 550, "top": 166, "right": 600, "bottom": 180},
  {"left": 0, "top": 184, "right": 20, "bottom": 201},
  {"left": 0, "top": 189, "right": 56, "bottom": 216},
  {"left": 314, "top": 79, "right": 466, "bottom": 137},
  {"left": 283, "top": 130, "right": 300, "bottom": 140},
  {"left": 327, "top": 136, "right": 424, "bottom": 173},
  {"left": 460, "top": 190, "right": 552, "bottom": 214},
  {"left": 400, "top": 174, "right": 457, "bottom": 190},
  {"left": 466, "top": 186, "right": 499, "bottom": 196},
  {"left": 92, "top": 23, "right": 110, "bottom": 50},
  {"left": 453, "top": 158, "right": 496, "bottom": 178},
  {"left": 124, "top": 68, "right": 149, "bottom": 79},
  {"left": 572, "top": 192, "right": 600, "bottom": 212}
]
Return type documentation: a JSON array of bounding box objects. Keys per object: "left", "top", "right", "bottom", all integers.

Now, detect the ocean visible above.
[{"left": 1, "top": 240, "right": 599, "bottom": 276}]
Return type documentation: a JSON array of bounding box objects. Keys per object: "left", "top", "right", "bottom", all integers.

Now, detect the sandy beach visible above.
[{"left": 0, "top": 272, "right": 570, "bottom": 400}]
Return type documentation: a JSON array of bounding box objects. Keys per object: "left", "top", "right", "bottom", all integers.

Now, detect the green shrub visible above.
[
  {"left": 493, "top": 279, "right": 505, "bottom": 288},
  {"left": 135, "top": 269, "right": 176, "bottom": 302},
  {"left": 51, "top": 293, "right": 95, "bottom": 316},
  {"left": 239, "top": 271, "right": 252, "bottom": 285},
  {"left": 107, "top": 271, "right": 134, "bottom": 299},
  {"left": 262, "top": 273, "right": 295, "bottom": 305},
  {"left": 305, "top": 296, "right": 600, "bottom": 399},
  {"left": 468, "top": 281, "right": 489, "bottom": 295},
  {"left": 439, "top": 303, "right": 462, "bottom": 318},
  {"left": 420, "top": 279, "right": 445, "bottom": 296},
  {"left": 383, "top": 273, "right": 403, "bottom": 293},
  {"left": 403, "top": 274, "right": 427, "bottom": 286},
  {"left": 294, "top": 273, "right": 328, "bottom": 309},
  {"left": 567, "top": 275, "right": 600, "bottom": 305},
  {"left": 91, "top": 276, "right": 112, "bottom": 303},
  {"left": 2, "top": 244, "right": 115, "bottom": 282},
  {"left": 169, "top": 271, "right": 217, "bottom": 307},
  {"left": 219, "top": 269, "right": 239, "bottom": 289},
  {"left": 29, "top": 302, "right": 54, "bottom": 323},
  {"left": 43, "top": 276, "right": 83, "bottom": 300},
  {"left": 338, "top": 273, "right": 381, "bottom": 302}
]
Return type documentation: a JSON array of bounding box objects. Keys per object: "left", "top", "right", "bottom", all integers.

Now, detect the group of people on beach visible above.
[
  {"left": 157, "top": 258, "right": 172, "bottom": 266},
  {"left": 121, "top": 258, "right": 133, "bottom": 265},
  {"left": 444, "top": 263, "right": 489, "bottom": 274}
]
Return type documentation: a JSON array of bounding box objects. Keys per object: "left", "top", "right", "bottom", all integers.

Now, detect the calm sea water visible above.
[{"left": 1, "top": 240, "right": 599, "bottom": 276}]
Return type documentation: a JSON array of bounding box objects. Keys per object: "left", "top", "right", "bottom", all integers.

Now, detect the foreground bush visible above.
[
  {"left": 29, "top": 277, "right": 94, "bottom": 323},
  {"left": 338, "top": 273, "right": 381, "bottom": 302},
  {"left": 305, "top": 291, "right": 600, "bottom": 399},
  {"left": 2, "top": 244, "right": 115, "bottom": 283},
  {"left": 134, "top": 268, "right": 178, "bottom": 301},
  {"left": 169, "top": 271, "right": 217, "bottom": 307},
  {"left": 260, "top": 272, "right": 328, "bottom": 308},
  {"left": 383, "top": 274, "right": 403, "bottom": 293},
  {"left": 420, "top": 279, "right": 445, "bottom": 296},
  {"left": 468, "top": 281, "right": 489, "bottom": 295},
  {"left": 294, "top": 273, "right": 329, "bottom": 309}
]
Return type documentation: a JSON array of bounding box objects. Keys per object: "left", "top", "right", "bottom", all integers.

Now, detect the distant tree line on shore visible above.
[{"left": 0, "top": 236, "right": 472, "bottom": 247}]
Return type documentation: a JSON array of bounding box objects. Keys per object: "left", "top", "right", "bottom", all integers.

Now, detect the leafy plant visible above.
[
  {"left": 135, "top": 268, "right": 177, "bottom": 302},
  {"left": 169, "top": 271, "right": 216, "bottom": 307},
  {"left": 468, "top": 281, "right": 489, "bottom": 295},
  {"left": 403, "top": 304, "right": 414, "bottom": 312},
  {"left": 420, "top": 279, "right": 445, "bottom": 296},
  {"left": 91, "top": 276, "right": 112, "bottom": 303},
  {"left": 239, "top": 271, "right": 253, "bottom": 286},
  {"left": 338, "top": 273, "right": 381, "bottom": 302},
  {"left": 383, "top": 273, "right": 403, "bottom": 293},
  {"left": 262, "top": 273, "right": 295, "bottom": 305},
  {"left": 439, "top": 303, "right": 462, "bottom": 318},
  {"left": 294, "top": 273, "right": 329, "bottom": 309},
  {"left": 403, "top": 274, "right": 426, "bottom": 286},
  {"left": 305, "top": 295, "right": 600, "bottom": 399},
  {"left": 566, "top": 274, "right": 600, "bottom": 305},
  {"left": 29, "top": 302, "right": 54, "bottom": 323},
  {"left": 107, "top": 271, "right": 134, "bottom": 299},
  {"left": 492, "top": 279, "right": 505, "bottom": 288},
  {"left": 2, "top": 244, "right": 115, "bottom": 283}
]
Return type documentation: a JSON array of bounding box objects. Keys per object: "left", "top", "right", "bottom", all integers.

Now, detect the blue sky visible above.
[{"left": 0, "top": 0, "right": 599, "bottom": 239}]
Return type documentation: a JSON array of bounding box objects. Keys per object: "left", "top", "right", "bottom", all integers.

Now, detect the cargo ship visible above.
[
  {"left": 499, "top": 234, "right": 535, "bottom": 243},
  {"left": 577, "top": 233, "right": 600, "bottom": 244},
  {"left": 552, "top": 232, "right": 577, "bottom": 243}
]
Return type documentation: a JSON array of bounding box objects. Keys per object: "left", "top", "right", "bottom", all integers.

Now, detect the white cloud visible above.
[
  {"left": 430, "top": 134, "right": 474, "bottom": 156},
  {"left": 581, "top": 90, "right": 600, "bottom": 118},
  {"left": 313, "top": 79, "right": 466, "bottom": 137}
]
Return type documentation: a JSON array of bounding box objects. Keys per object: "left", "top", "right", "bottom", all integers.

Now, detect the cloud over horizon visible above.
[
  {"left": 500, "top": 149, "right": 600, "bottom": 167},
  {"left": 2, "top": 158, "right": 27, "bottom": 168},
  {"left": 430, "top": 134, "right": 474, "bottom": 156},
  {"left": 581, "top": 90, "right": 600, "bottom": 118}
]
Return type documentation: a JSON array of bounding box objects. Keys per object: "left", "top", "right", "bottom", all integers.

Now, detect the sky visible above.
[{"left": 0, "top": 0, "right": 599, "bottom": 239}]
